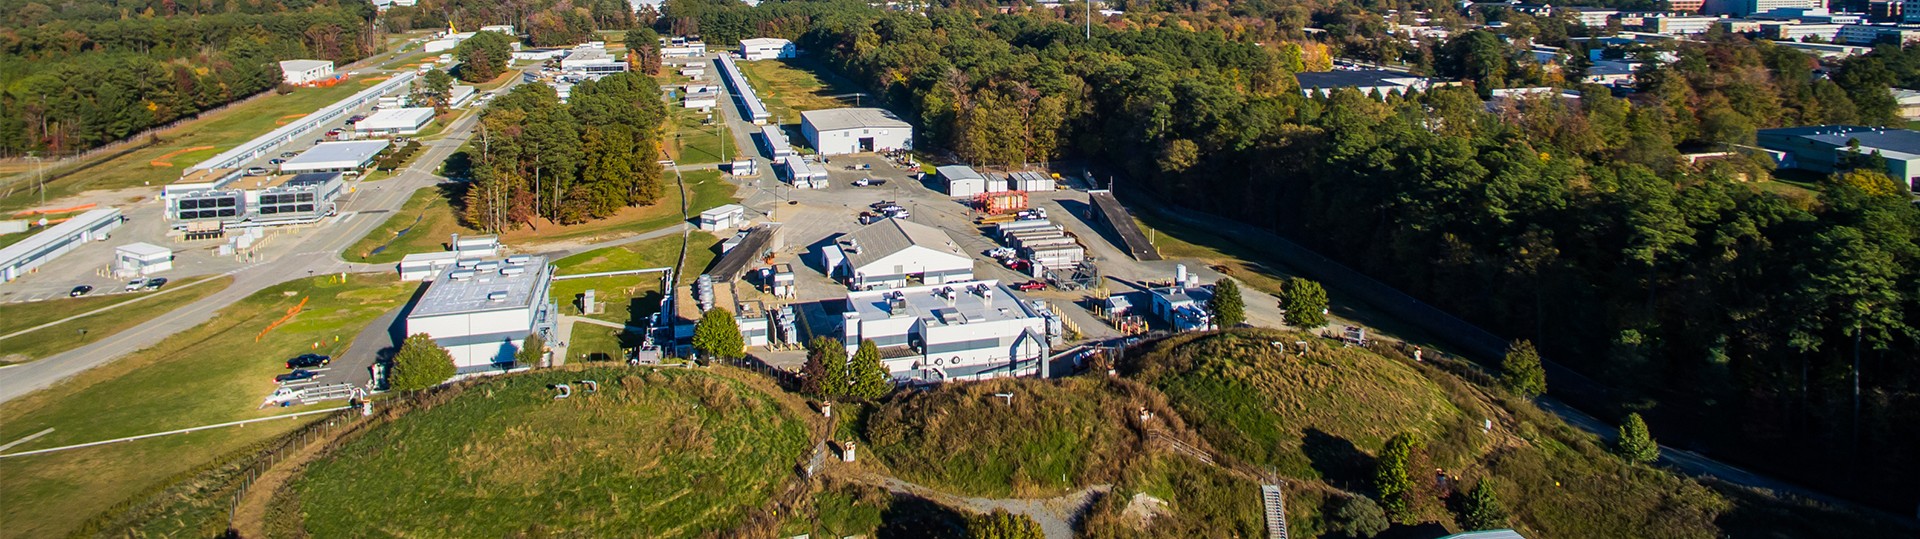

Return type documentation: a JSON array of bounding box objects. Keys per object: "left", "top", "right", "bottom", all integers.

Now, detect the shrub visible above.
[
  {"left": 966, "top": 510, "right": 1043, "bottom": 539},
  {"left": 1331, "top": 496, "right": 1390, "bottom": 538},
  {"left": 389, "top": 333, "right": 454, "bottom": 391},
  {"left": 515, "top": 332, "right": 545, "bottom": 368}
]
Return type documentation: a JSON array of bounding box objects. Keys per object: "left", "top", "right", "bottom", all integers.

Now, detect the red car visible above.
[{"left": 1015, "top": 280, "right": 1047, "bottom": 291}]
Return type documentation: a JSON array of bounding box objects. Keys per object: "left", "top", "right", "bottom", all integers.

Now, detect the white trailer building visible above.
[
  {"left": 0, "top": 208, "right": 122, "bottom": 282},
  {"left": 832, "top": 217, "right": 974, "bottom": 290},
  {"left": 782, "top": 155, "right": 829, "bottom": 189},
  {"left": 739, "top": 37, "right": 797, "bottom": 61},
  {"left": 404, "top": 255, "right": 557, "bottom": 373},
  {"left": 800, "top": 108, "right": 912, "bottom": 155},
  {"left": 113, "top": 242, "right": 173, "bottom": 277},
  {"left": 278, "top": 140, "right": 390, "bottom": 174},
  {"left": 278, "top": 60, "right": 336, "bottom": 86},
  {"left": 841, "top": 280, "right": 1052, "bottom": 384},
  {"left": 760, "top": 125, "right": 793, "bottom": 159},
  {"left": 355, "top": 107, "right": 436, "bottom": 137},
  {"left": 699, "top": 204, "right": 747, "bottom": 231}
]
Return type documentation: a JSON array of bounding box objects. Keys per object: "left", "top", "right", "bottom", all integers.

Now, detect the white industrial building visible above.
[
  {"left": 278, "top": 140, "right": 390, "bottom": 174},
  {"left": 560, "top": 43, "right": 628, "bottom": 75},
  {"left": 396, "top": 235, "right": 502, "bottom": 281},
  {"left": 113, "top": 242, "right": 173, "bottom": 278},
  {"left": 841, "top": 280, "right": 1053, "bottom": 384},
  {"left": 739, "top": 37, "right": 797, "bottom": 61},
  {"left": 355, "top": 107, "right": 436, "bottom": 137},
  {"left": 828, "top": 217, "right": 974, "bottom": 290},
  {"left": 660, "top": 41, "right": 708, "bottom": 58},
  {"left": 278, "top": 60, "right": 336, "bottom": 86},
  {"left": 168, "top": 172, "right": 345, "bottom": 227},
  {"left": 683, "top": 88, "right": 720, "bottom": 110},
  {"left": 939, "top": 165, "right": 989, "bottom": 198},
  {"left": 448, "top": 85, "right": 478, "bottom": 108},
  {"left": 175, "top": 72, "right": 415, "bottom": 192},
  {"left": 0, "top": 208, "right": 123, "bottom": 282},
  {"left": 1148, "top": 265, "right": 1216, "bottom": 332},
  {"left": 801, "top": 108, "right": 913, "bottom": 155},
  {"left": 405, "top": 255, "right": 556, "bottom": 373},
  {"left": 699, "top": 204, "right": 747, "bottom": 231}
]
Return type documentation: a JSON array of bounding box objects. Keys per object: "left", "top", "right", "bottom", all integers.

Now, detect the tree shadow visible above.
[{"left": 1304, "top": 427, "right": 1375, "bottom": 493}]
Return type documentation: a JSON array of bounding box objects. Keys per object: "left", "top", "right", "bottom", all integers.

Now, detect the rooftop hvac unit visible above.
[
  {"left": 456, "top": 258, "right": 481, "bottom": 269},
  {"left": 501, "top": 266, "right": 526, "bottom": 276},
  {"left": 476, "top": 261, "right": 502, "bottom": 271},
  {"left": 449, "top": 270, "right": 477, "bottom": 280},
  {"left": 487, "top": 291, "right": 509, "bottom": 302},
  {"left": 505, "top": 254, "right": 531, "bottom": 265}
]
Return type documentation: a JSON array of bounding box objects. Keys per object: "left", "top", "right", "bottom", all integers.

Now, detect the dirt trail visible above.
[{"left": 228, "top": 418, "right": 360, "bottom": 537}]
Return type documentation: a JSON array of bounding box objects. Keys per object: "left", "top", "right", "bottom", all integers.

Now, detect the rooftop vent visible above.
[
  {"left": 449, "top": 270, "right": 477, "bottom": 281},
  {"left": 501, "top": 267, "right": 526, "bottom": 276},
  {"left": 505, "top": 254, "right": 532, "bottom": 265},
  {"left": 487, "top": 291, "right": 509, "bottom": 302},
  {"left": 475, "top": 261, "right": 502, "bottom": 271},
  {"left": 455, "top": 258, "right": 481, "bottom": 269}
]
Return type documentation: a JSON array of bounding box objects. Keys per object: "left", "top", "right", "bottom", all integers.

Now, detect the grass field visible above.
[
  {"left": 864, "top": 377, "right": 1171, "bottom": 498},
  {"left": 1079, "top": 454, "right": 1268, "bottom": 538},
  {"left": 0, "top": 275, "right": 232, "bottom": 364},
  {"left": 0, "top": 81, "right": 378, "bottom": 213},
  {"left": 1131, "top": 329, "right": 1730, "bottom": 538},
  {"left": 348, "top": 170, "right": 736, "bottom": 262},
  {"left": 0, "top": 274, "right": 414, "bottom": 538},
  {"left": 551, "top": 235, "right": 691, "bottom": 325},
  {"left": 287, "top": 367, "right": 812, "bottom": 537},
  {"left": 665, "top": 102, "right": 736, "bottom": 164},
  {"left": 736, "top": 58, "right": 869, "bottom": 129}
]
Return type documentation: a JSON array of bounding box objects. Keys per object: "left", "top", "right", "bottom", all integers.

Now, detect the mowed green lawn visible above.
[
  {"left": 345, "top": 184, "right": 476, "bottom": 264},
  {"left": 550, "top": 235, "right": 691, "bottom": 324},
  {"left": 665, "top": 101, "right": 735, "bottom": 165},
  {"left": 0, "top": 275, "right": 233, "bottom": 364},
  {"left": 289, "top": 367, "right": 812, "bottom": 537},
  {"left": 735, "top": 58, "right": 868, "bottom": 128},
  {"left": 0, "top": 274, "right": 416, "bottom": 539},
  {"left": 347, "top": 170, "right": 736, "bottom": 263},
  {"left": 0, "top": 79, "right": 379, "bottom": 213}
]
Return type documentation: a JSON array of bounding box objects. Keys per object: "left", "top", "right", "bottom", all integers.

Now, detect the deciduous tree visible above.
[
  {"left": 847, "top": 339, "right": 892, "bottom": 400},
  {"left": 692, "top": 308, "right": 744, "bottom": 360},
  {"left": 390, "top": 333, "right": 455, "bottom": 391},
  {"left": 1616, "top": 412, "right": 1659, "bottom": 464},
  {"left": 1283, "top": 277, "right": 1328, "bottom": 328},
  {"left": 1501, "top": 339, "right": 1547, "bottom": 397},
  {"left": 801, "top": 336, "right": 849, "bottom": 398}
]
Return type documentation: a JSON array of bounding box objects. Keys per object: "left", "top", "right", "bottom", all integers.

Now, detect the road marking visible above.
[{"left": 0, "top": 428, "right": 53, "bottom": 452}]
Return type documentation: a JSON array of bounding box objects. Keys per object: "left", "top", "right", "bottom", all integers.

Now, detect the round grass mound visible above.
[
  {"left": 864, "top": 377, "right": 1179, "bottom": 498},
  {"left": 1131, "top": 329, "right": 1482, "bottom": 481},
  {"left": 286, "top": 367, "right": 812, "bottom": 538}
]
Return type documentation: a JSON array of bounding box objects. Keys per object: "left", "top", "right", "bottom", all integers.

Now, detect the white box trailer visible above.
[
  {"left": 997, "top": 220, "right": 1060, "bottom": 239},
  {"left": 1027, "top": 245, "right": 1085, "bottom": 269}
]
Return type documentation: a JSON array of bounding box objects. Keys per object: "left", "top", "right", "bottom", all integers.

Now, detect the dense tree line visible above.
[
  {"left": 0, "top": 0, "right": 376, "bottom": 155},
  {"left": 651, "top": 4, "right": 1920, "bottom": 507},
  {"left": 379, "top": 0, "right": 639, "bottom": 46},
  {"left": 463, "top": 71, "right": 666, "bottom": 230}
]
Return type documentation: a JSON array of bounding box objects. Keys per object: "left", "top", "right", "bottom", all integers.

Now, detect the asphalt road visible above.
[{"left": 0, "top": 74, "right": 510, "bottom": 405}]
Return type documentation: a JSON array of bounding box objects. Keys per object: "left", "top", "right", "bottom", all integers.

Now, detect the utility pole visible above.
[{"left": 1086, "top": 0, "right": 1092, "bottom": 41}]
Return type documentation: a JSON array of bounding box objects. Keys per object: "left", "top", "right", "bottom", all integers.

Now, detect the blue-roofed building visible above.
[{"left": 1756, "top": 125, "right": 1920, "bottom": 190}]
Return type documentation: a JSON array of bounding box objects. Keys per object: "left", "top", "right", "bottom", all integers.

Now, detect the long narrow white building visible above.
[{"left": 0, "top": 208, "right": 123, "bottom": 282}]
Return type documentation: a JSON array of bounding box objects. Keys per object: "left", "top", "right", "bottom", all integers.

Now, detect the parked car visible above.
[
  {"left": 144, "top": 277, "right": 168, "bottom": 290},
  {"left": 244, "top": 167, "right": 270, "bottom": 176},
  {"left": 275, "top": 369, "right": 317, "bottom": 383},
  {"left": 268, "top": 158, "right": 285, "bottom": 165},
  {"left": 69, "top": 285, "right": 94, "bottom": 297},
  {"left": 124, "top": 280, "right": 145, "bottom": 292},
  {"left": 286, "top": 353, "right": 331, "bottom": 369},
  {"left": 985, "top": 247, "right": 1016, "bottom": 259},
  {"left": 1015, "top": 280, "right": 1047, "bottom": 291}
]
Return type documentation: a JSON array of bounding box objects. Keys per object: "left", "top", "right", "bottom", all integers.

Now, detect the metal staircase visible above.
[{"left": 1261, "top": 484, "right": 1288, "bottom": 539}]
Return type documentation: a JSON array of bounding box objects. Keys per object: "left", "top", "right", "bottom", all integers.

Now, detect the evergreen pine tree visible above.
[
  {"left": 1501, "top": 339, "right": 1547, "bottom": 397},
  {"left": 1616, "top": 412, "right": 1660, "bottom": 464},
  {"left": 847, "top": 340, "right": 892, "bottom": 400},
  {"left": 801, "top": 336, "right": 850, "bottom": 398},
  {"left": 1460, "top": 478, "right": 1509, "bottom": 531}
]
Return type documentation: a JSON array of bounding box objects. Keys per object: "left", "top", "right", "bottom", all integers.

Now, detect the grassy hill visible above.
[
  {"left": 1130, "top": 329, "right": 1730, "bottom": 538},
  {"left": 277, "top": 367, "right": 813, "bottom": 537},
  {"left": 862, "top": 377, "right": 1176, "bottom": 498}
]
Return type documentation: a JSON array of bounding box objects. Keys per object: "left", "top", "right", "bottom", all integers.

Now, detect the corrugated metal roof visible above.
[
  {"left": 841, "top": 217, "right": 966, "bottom": 271},
  {"left": 802, "top": 107, "right": 911, "bottom": 133}
]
